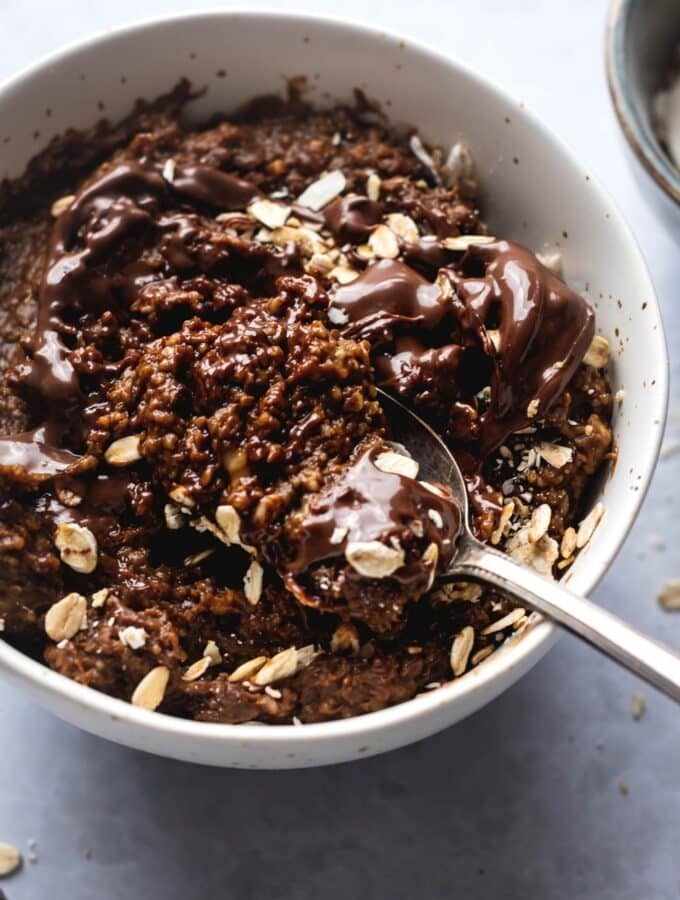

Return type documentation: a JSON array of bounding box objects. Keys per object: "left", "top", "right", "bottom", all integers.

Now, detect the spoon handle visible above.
[{"left": 450, "top": 537, "right": 680, "bottom": 702}]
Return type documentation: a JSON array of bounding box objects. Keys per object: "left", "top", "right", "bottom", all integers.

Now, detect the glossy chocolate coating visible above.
[
  {"left": 323, "top": 194, "right": 383, "bottom": 242},
  {"left": 332, "top": 241, "right": 594, "bottom": 456},
  {"left": 286, "top": 443, "right": 461, "bottom": 580}
]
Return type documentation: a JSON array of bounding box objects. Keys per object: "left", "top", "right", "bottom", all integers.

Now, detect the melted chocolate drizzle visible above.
[
  {"left": 20, "top": 163, "right": 167, "bottom": 412},
  {"left": 333, "top": 258, "right": 447, "bottom": 340},
  {"left": 171, "top": 165, "right": 260, "bottom": 210},
  {"left": 401, "top": 236, "right": 453, "bottom": 274},
  {"left": 0, "top": 158, "right": 263, "bottom": 476},
  {"left": 323, "top": 194, "right": 383, "bottom": 243},
  {"left": 332, "top": 241, "right": 594, "bottom": 457},
  {"left": 449, "top": 240, "right": 594, "bottom": 454},
  {"left": 375, "top": 337, "right": 465, "bottom": 401},
  {"left": 286, "top": 444, "right": 461, "bottom": 576},
  {"left": 0, "top": 425, "right": 81, "bottom": 476}
]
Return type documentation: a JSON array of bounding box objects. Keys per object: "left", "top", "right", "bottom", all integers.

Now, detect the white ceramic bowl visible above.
[{"left": 0, "top": 11, "right": 668, "bottom": 768}]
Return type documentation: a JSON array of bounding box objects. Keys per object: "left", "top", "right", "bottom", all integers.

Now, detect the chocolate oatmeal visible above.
[{"left": 0, "top": 83, "right": 613, "bottom": 723}]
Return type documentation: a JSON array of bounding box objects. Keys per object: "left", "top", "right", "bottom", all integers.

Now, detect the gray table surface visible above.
[{"left": 0, "top": 1, "right": 678, "bottom": 898}]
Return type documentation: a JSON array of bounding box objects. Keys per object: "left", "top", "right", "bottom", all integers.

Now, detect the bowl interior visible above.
[
  {"left": 608, "top": 0, "right": 680, "bottom": 204},
  {"left": 0, "top": 12, "right": 668, "bottom": 766}
]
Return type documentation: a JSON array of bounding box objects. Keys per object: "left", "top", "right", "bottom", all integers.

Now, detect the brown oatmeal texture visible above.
[{"left": 0, "top": 83, "right": 613, "bottom": 724}]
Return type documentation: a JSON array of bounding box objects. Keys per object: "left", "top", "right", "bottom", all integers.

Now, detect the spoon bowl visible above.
[
  {"left": 378, "top": 389, "right": 680, "bottom": 703},
  {"left": 381, "top": 389, "right": 470, "bottom": 517}
]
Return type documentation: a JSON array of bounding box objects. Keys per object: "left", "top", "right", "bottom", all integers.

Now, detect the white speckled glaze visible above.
[{"left": 0, "top": 11, "right": 668, "bottom": 768}]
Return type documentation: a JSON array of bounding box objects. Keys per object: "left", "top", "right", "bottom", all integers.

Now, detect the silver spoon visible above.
[{"left": 378, "top": 388, "right": 680, "bottom": 702}]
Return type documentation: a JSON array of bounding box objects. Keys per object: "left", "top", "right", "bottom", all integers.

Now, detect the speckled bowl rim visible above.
[
  {"left": 606, "top": 0, "right": 680, "bottom": 205},
  {"left": 0, "top": 9, "right": 669, "bottom": 763}
]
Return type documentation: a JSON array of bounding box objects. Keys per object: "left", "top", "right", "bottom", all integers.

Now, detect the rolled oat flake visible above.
[{"left": 0, "top": 842, "right": 21, "bottom": 877}]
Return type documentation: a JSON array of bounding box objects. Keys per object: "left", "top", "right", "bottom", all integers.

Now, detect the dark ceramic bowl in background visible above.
[{"left": 606, "top": 0, "right": 680, "bottom": 227}]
